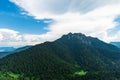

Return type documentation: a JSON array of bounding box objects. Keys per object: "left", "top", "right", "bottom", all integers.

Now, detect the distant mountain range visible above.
[
  {"left": 110, "top": 42, "right": 120, "bottom": 48},
  {"left": 0, "top": 47, "right": 16, "bottom": 52},
  {"left": 0, "top": 47, "right": 16, "bottom": 58},
  {"left": 0, "top": 46, "right": 31, "bottom": 58},
  {"left": 0, "top": 33, "right": 120, "bottom": 80}
]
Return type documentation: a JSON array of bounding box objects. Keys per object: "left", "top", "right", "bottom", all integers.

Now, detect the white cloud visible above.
[
  {"left": 10, "top": 0, "right": 120, "bottom": 18},
  {"left": 4, "top": 0, "right": 120, "bottom": 46},
  {"left": 0, "top": 28, "right": 62, "bottom": 47},
  {"left": 0, "top": 28, "right": 21, "bottom": 42},
  {"left": 0, "top": 29, "right": 41, "bottom": 47},
  {"left": 43, "top": 5, "right": 120, "bottom": 42}
]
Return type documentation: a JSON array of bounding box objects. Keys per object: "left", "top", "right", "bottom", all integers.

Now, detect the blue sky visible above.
[
  {"left": 0, "top": 0, "right": 120, "bottom": 47},
  {"left": 0, "top": 0, "right": 49, "bottom": 34}
]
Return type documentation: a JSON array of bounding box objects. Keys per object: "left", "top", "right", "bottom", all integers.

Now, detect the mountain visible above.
[
  {"left": 0, "top": 52, "right": 10, "bottom": 59},
  {"left": 110, "top": 42, "right": 120, "bottom": 48},
  {"left": 0, "top": 47, "right": 16, "bottom": 52},
  {"left": 13, "top": 46, "right": 31, "bottom": 53},
  {"left": 0, "top": 33, "right": 120, "bottom": 80},
  {"left": 0, "top": 47, "right": 16, "bottom": 59},
  {"left": 0, "top": 46, "right": 31, "bottom": 59}
]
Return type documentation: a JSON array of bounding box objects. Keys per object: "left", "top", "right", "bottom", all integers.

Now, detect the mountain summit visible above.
[
  {"left": 0, "top": 33, "right": 120, "bottom": 80},
  {"left": 62, "top": 33, "right": 87, "bottom": 40},
  {"left": 59, "top": 33, "right": 118, "bottom": 50},
  {"left": 60, "top": 33, "right": 92, "bottom": 45}
]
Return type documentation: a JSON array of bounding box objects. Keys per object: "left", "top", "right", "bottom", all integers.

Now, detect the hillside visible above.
[{"left": 0, "top": 33, "right": 120, "bottom": 80}]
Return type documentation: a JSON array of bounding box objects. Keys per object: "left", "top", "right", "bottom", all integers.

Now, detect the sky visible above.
[{"left": 0, "top": 0, "right": 120, "bottom": 47}]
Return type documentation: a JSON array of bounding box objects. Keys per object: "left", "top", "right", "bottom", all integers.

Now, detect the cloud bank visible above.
[{"left": 1, "top": 0, "right": 120, "bottom": 46}]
